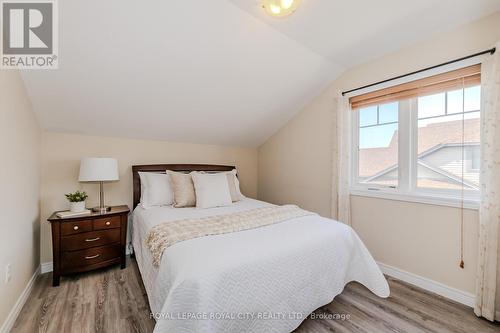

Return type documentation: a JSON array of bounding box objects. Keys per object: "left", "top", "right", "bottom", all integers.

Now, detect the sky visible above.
[{"left": 359, "top": 86, "right": 481, "bottom": 149}]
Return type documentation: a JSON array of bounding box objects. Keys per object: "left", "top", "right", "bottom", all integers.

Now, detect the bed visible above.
[{"left": 131, "top": 164, "right": 390, "bottom": 333}]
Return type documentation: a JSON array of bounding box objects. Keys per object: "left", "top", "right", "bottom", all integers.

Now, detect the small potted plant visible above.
[{"left": 65, "top": 190, "right": 88, "bottom": 213}]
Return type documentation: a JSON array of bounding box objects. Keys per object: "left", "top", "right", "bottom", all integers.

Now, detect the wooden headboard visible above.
[{"left": 132, "top": 164, "right": 236, "bottom": 209}]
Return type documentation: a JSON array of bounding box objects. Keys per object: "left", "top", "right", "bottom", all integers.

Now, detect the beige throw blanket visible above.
[{"left": 146, "top": 205, "right": 315, "bottom": 267}]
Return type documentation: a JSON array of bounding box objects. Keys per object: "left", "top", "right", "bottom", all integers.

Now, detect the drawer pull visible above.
[
  {"left": 85, "top": 254, "right": 100, "bottom": 260},
  {"left": 73, "top": 226, "right": 79, "bottom": 230},
  {"left": 105, "top": 221, "right": 111, "bottom": 226},
  {"left": 85, "top": 237, "right": 101, "bottom": 242}
]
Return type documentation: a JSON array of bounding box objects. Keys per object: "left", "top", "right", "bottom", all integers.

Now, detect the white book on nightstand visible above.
[{"left": 55, "top": 209, "right": 91, "bottom": 218}]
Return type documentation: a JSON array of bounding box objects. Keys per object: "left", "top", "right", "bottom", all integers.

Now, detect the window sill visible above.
[{"left": 349, "top": 188, "right": 479, "bottom": 210}]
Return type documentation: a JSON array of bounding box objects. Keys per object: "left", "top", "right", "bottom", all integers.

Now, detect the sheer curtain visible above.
[
  {"left": 475, "top": 43, "right": 500, "bottom": 322},
  {"left": 334, "top": 93, "right": 352, "bottom": 225}
]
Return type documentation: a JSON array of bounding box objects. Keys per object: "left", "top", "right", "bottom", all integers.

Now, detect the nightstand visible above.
[{"left": 47, "top": 205, "right": 130, "bottom": 286}]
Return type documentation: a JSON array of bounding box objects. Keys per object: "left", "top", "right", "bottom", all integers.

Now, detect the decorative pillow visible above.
[
  {"left": 224, "top": 169, "right": 245, "bottom": 202},
  {"left": 138, "top": 172, "right": 173, "bottom": 208},
  {"left": 167, "top": 170, "right": 197, "bottom": 208},
  {"left": 191, "top": 172, "right": 232, "bottom": 209}
]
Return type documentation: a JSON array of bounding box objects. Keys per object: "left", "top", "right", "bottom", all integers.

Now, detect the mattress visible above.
[{"left": 132, "top": 198, "right": 389, "bottom": 332}]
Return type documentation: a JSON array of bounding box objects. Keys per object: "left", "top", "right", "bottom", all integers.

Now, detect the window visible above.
[
  {"left": 468, "top": 145, "right": 480, "bottom": 171},
  {"left": 416, "top": 87, "right": 480, "bottom": 192},
  {"left": 350, "top": 65, "right": 481, "bottom": 207},
  {"left": 358, "top": 102, "right": 398, "bottom": 187}
]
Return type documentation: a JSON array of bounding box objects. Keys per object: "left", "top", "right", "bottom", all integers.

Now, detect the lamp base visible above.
[{"left": 92, "top": 206, "right": 112, "bottom": 213}]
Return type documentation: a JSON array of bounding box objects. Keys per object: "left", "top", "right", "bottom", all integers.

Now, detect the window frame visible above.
[{"left": 350, "top": 91, "right": 480, "bottom": 210}]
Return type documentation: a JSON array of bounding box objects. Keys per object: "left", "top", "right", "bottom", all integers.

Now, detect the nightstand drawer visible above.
[
  {"left": 61, "top": 219, "right": 92, "bottom": 236},
  {"left": 62, "top": 244, "right": 121, "bottom": 269},
  {"left": 61, "top": 229, "right": 120, "bottom": 251},
  {"left": 93, "top": 216, "right": 121, "bottom": 230}
]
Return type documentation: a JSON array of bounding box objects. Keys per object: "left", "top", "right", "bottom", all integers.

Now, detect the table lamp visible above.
[{"left": 78, "top": 158, "right": 119, "bottom": 213}]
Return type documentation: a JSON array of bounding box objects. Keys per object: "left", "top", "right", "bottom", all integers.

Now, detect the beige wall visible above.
[
  {"left": 40, "top": 132, "right": 258, "bottom": 263},
  {"left": 258, "top": 12, "right": 500, "bottom": 294},
  {"left": 0, "top": 71, "right": 41, "bottom": 327},
  {"left": 258, "top": 91, "right": 333, "bottom": 217}
]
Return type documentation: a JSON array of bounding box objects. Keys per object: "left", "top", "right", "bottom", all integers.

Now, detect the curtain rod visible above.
[{"left": 341, "top": 47, "right": 496, "bottom": 96}]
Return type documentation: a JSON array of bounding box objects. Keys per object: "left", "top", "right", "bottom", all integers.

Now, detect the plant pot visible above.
[{"left": 70, "top": 201, "right": 86, "bottom": 213}]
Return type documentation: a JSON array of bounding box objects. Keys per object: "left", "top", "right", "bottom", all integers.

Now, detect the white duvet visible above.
[{"left": 132, "top": 198, "right": 389, "bottom": 333}]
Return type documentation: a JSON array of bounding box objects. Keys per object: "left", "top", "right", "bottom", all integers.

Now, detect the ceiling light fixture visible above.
[{"left": 262, "top": 0, "right": 301, "bottom": 18}]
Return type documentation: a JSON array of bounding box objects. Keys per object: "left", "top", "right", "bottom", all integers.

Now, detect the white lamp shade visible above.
[{"left": 79, "top": 158, "right": 119, "bottom": 182}]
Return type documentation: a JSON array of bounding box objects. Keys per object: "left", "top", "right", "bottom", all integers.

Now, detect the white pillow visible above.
[
  {"left": 225, "top": 169, "right": 245, "bottom": 202},
  {"left": 138, "top": 172, "right": 173, "bottom": 208},
  {"left": 191, "top": 172, "right": 232, "bottom": 209}
]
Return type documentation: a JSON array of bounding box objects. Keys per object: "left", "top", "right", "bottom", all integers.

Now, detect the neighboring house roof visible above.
[
  {"left": 362, "top": 158, "right": 479, "bottom": 189},
  {"left": 417, "top": 118, "right": 480, "bottom": 153},
  {"left": 417, "top": 160, "right": 479, "bottom": 189},
  {"left": 359, "top": 118, "right": 480, "bottom": 187}
]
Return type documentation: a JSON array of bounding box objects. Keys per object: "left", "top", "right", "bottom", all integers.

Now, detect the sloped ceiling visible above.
[
  {"left": 21, "top": 0, "right": 500, "bottom": 147},
  {"left": 230, "top": 0, "right": 500, "bottom": 67}
]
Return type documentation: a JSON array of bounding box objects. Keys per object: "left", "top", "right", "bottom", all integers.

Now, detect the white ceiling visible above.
[
  {"left": 230, "top": 0, "right": 500, "bottom": 67},
  {"left": 22, "top": 0, "right": 500, "bottom": 147}
]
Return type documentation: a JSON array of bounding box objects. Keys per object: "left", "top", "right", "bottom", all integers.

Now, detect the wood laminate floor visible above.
[{"left": 12, "top": 257, "right": 500, "bottom": 333}]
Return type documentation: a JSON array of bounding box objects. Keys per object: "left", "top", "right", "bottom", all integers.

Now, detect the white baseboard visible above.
[
  {"left": 40, "top": 247, "right": 132, "bottom": 274},
  {"left": 40, "top": 262, "right": 53, "bottom": 274},
  {"left": 377, "top": 261, "right": 475, "bottom": 307},
  {"left": 0, "top": 266, "right": 40, "bottom": 333}
]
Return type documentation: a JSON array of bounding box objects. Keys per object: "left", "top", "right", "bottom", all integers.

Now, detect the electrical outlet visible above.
[{"left": 5, "top": 264, "right": 11, "bottom": 283}]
